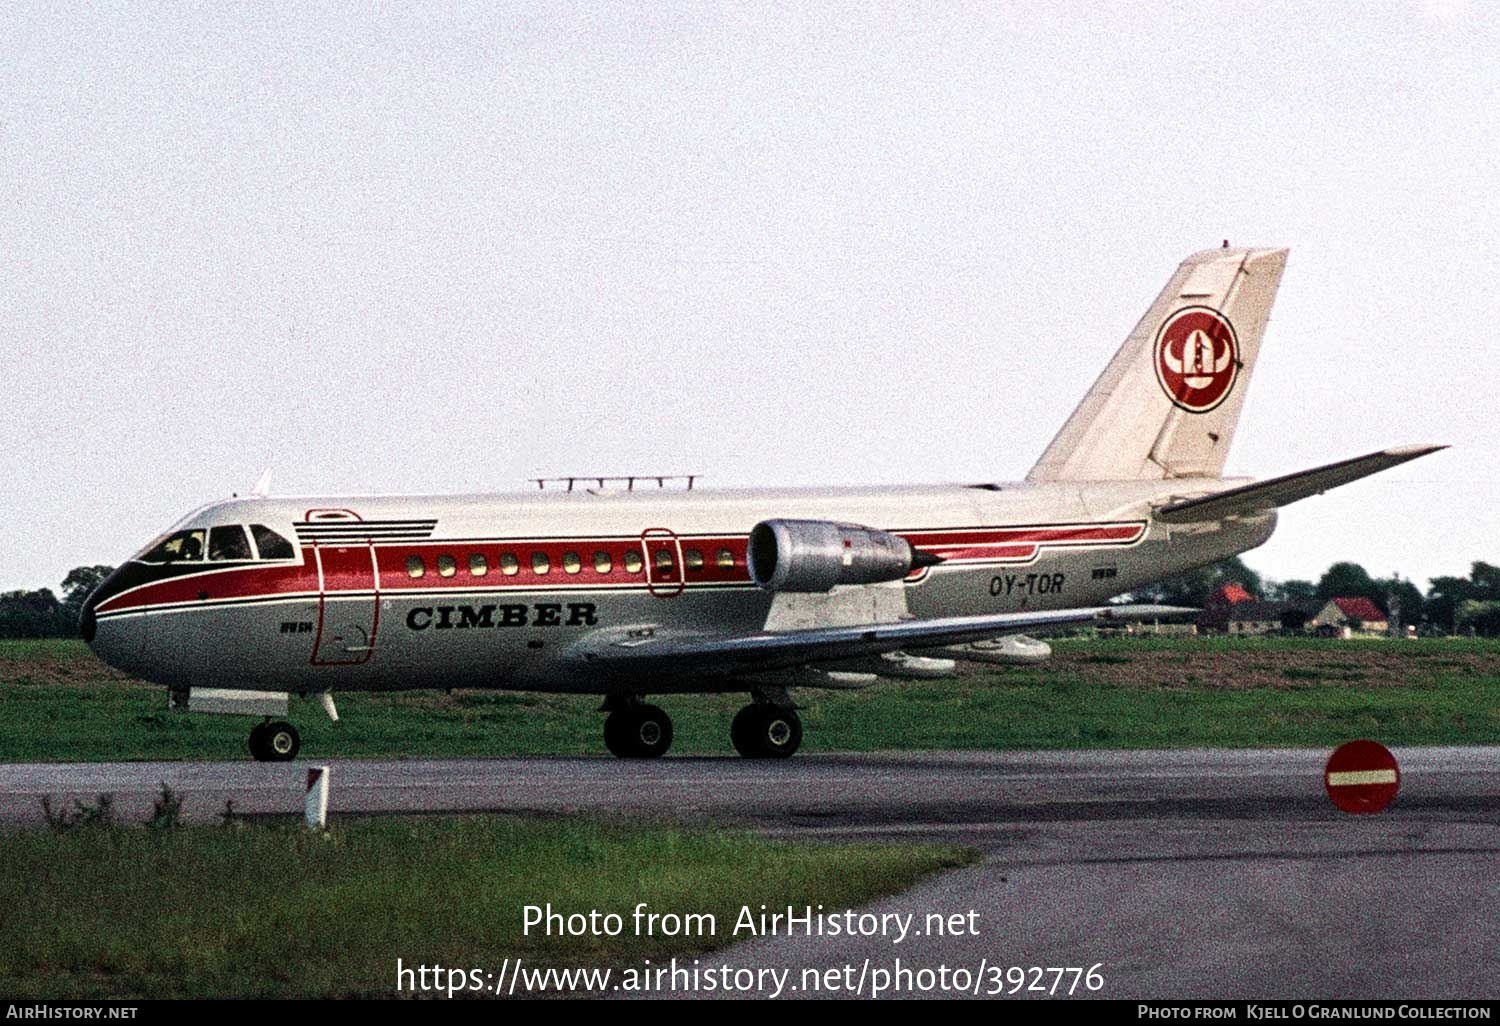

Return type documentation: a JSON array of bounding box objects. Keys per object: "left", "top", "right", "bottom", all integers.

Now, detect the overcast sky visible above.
[{"left": 3, "top": 2, "right": 1495, "bottom": 595}]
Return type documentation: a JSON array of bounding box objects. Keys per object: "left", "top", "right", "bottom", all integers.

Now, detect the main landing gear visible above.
[
  {"left": 603, "top": 702, "right": 675, "bottom": 759},
  {"left": 599, "top": 699, "right": 803, "bottom": 759},
  {"left": 731, "top": 703, "right": 802, "bottom": 759},
  {"left": 248, "top": 720, "right": 301, "bottom": 762}
]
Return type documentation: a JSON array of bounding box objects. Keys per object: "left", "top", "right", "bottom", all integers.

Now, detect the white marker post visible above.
[{"left": 305, "top": 765, "right": 330, "bottom": 830}]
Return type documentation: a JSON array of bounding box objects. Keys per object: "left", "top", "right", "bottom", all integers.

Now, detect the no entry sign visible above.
[{"left": 1324, "top": 740, "right": 1400, "bottom": 814}]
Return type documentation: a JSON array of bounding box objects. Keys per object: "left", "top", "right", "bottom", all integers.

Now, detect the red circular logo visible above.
[
  {"left": 1324, "top": 739, "right": 1400, "bottom": 815},
  {"left": 1153, "top": 306, "right": 1239, "bottom": 413}
]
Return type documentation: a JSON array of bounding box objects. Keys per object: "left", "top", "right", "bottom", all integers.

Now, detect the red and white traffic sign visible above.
[{"left": 1324, "top": 740, "right": 1400, "bottom": 814}]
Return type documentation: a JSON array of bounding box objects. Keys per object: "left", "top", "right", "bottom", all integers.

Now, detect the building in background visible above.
[
  {"left": 1196, "top": 584, "right": 1310, "bottom": 636},
  {"left": 1310, "top": 597, "right": 1389, "bottom": 638}
]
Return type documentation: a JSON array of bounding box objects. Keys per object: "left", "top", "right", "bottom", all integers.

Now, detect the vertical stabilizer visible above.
[{"left": 1027, "top": 246, "right": 1288, "bottom": 482}]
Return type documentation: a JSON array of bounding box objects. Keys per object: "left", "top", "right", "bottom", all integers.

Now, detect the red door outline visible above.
[
  {"left": 311, "top": 541, "right": 380, "bottom": 665},
  {"left": 640, "top": 528, "right": 685, "bottom": 598}
]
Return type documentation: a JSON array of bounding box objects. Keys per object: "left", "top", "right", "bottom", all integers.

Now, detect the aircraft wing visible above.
[
  {"left": 1153, "top": 444, "right": 1446, "bottom": 523},
  {"left": 567, "top": 604, "right": 1193, "bottom": 679}
]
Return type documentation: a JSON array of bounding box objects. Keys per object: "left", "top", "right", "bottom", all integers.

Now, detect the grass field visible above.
[
  {"left": 3, "top": 636, "right": 1498, "bottom": 760},
  {"left": 0, "top": 814, "right": 970, "bottom": 998}
]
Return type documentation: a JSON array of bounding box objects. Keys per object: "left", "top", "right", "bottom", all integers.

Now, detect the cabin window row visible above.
[{"left": 404, "top": 547, "right": 736, "bottom": 580}]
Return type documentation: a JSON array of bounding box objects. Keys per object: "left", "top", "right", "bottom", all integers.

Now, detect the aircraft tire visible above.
[
  {"left": 731, "top": 705, "right": 802, "bottom": 759},
  {"left": 603, "top": 711, "right": 632, "bottom": 757},
  {"left": 730, "top": 705, "right": 760, "bottom": 757},
  {"left": 247, "top": 722, "right": 270, "bottom": 761},
  {"left": 604, "top": 706, "right": 673, "bottom": 759},
  {"left": 261, "top": 720, "right": 301, "bottom": 762}
]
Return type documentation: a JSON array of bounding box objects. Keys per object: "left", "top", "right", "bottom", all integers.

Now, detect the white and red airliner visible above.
[{"left": 81, "top": 246, "right": 1442, "bottom": 761}]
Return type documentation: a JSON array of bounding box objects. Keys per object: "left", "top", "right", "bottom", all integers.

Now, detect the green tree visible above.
[
  {"left": 1131, "top": 556, "right": 1263, "bottom": 607},
  {"left": 58, "top": 565, "right": 114, "bottom": 630},
  {"left": 0, "top": 589, "right": 64, "bottom": 639},
  {"left": 1314, "top": 562, "right": 1383, "bottom": 607},
  {"left": 1425, "top": 575, "right": 1473, "bottom": 634},
  {"left": 1425, "top": 563, "right": 1500, "bottom": 634},
  {"left": 1468, "top": 561, "right": 1500, "bottom": 600},
  {"left": 1266, "top": 578, "right": 1317, "bottom": 604},
  {"left": 1376, "top": 575, "right": 1425, "bottom": 629},
  {"left": 1456, "top": 600, "right": 1500, "bottom": 637}
]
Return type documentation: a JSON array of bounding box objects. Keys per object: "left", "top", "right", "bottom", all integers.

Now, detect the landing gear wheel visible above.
[
  {"left": 249, "top": 720, "right": 300, "bottom": 762},
  {"left": 603, "top": 704, "right": 674, "bottom": 759},
  {"left": 731, "top": 705, "right": 802, "bottom": 759},
  {"left": 730, "top": 705, "right": 759, "bottom": 757},
  {"left": 248, "top": 722, "right": 269, "bottom": 761}
]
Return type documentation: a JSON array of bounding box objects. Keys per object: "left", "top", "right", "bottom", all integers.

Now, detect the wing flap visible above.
[{"left": 1153, "top": 444, "right": 1446, "bottom": 523}]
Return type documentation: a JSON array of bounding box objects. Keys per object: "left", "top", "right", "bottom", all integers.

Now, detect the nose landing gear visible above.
[{"left": 248, "top": 720, "right": 301, "bottom": 762}]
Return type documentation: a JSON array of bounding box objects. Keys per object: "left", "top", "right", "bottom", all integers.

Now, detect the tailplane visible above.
[
  {"left": 1152, "top": 445, "right": 1447, "bottom": 522},
  {"left": 1028, "top": 246, "right": 1289, "bottom": 482}
]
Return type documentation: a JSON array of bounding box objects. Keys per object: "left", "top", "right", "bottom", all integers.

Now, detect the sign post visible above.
[{"left": 306, "top": 765, "right": 330, "bottom": 829}]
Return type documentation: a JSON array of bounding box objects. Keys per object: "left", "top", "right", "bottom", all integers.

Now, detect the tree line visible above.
[
  {"left": 0, "top": 567, "right": 114, "bottom": 639},
  {"left": 1130, "top": 558, "right": 1500, "bottom": 635},
  {"left": 5, "top": 559, "right": 1500, "bottom": 639}
]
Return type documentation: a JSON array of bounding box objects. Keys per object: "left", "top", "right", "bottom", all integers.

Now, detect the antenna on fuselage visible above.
[
  {"left": 251, "top": 467, "right": 273, "bottom": 497},
  {"left": 529, "top": 474, "right": 700, "bottom": 493}
]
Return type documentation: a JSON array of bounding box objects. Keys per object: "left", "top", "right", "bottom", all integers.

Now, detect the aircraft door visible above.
[
  {"left": 312, "top": 542, "right": 380, "bottom": 665},
  {"left": 640, "top": 528, "right": 685, "bottom": 598}
]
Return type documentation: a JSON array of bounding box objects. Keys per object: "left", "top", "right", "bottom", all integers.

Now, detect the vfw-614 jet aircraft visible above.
[{"left": 82, "top": 247, "right": 1441, "bottom": 761}]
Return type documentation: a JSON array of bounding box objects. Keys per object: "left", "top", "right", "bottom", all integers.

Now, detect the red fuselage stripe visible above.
[{"left": 95, "top": 523, "right": 1146, "bottom": 616}]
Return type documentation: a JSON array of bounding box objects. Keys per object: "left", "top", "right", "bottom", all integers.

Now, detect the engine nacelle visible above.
[{"left": 747, "top": 519, "right": 927, "bottom": 593}]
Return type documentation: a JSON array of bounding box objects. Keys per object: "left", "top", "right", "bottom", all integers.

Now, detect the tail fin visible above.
[{"left": 1028, "top": 246, "right": 1289, "bottom": 482}]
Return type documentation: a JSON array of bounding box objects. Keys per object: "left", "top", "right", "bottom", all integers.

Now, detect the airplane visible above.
[{"left": 80, "top": 245, "right": 1443, "bottom": 762}]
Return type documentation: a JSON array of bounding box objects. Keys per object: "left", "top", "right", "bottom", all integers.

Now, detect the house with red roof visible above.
[
  {"left": 1205, "top": 583, "right": 1255, "bottom": 608},
  {"left": 1310, "top": 597, "right": 1389, "bottom": 637},
  {"left": 1197, "top": 582, "right": 1312, "bottom": 635}
]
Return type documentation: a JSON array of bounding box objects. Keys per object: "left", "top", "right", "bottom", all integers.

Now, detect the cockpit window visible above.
[
  {"left": 208, "top": 525, "right": 252, "bottom": 561},
  {"left": 250, "top": 525, "right": 295, "bottom": 560},
  {"left": 140, "top": 529, "right": 206, "bottom": 563}
]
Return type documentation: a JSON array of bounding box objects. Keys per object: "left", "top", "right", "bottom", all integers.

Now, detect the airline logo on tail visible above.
[{"left": 1154, "top": 306, "right": 1239, "bottom": 413}]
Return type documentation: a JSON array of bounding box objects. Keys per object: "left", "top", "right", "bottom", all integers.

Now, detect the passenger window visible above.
[
  {"left": 250, "top": 524, "right": 295, "bottom": 560},
  {"left": 684, "top": 548, "right": 704, "bottom": 571},
  {"left": 500, "top": 553, "right": 520, "bottom": 576},
  {"left": 208, "top": 525, "right": 252, "bottom": 561},
  {"left": 141, "top": 529, "right": 205, "bottom": 563},
  {"left": 623, "top": 551, "right": 643, "bottom": 574},
  {"left": 469, "top": 553, "right": 488, "bottom": 577},
  {"left": 563, "top": 552, "right": 581, "bottom": 575},
  {"left": 532, "top": 552, "right": 550, "bottom": 575},
  {"left": 437, "top": 555, "right": 457, "bottom": 578},
  {"left": 406, "top": 555, "right": 425, "bottom": 579},
  {"left": 593, "top": 551, "right": 612, "bottom": 574},
  {"left": 655, "top": 549, "right": 675, "bottom": 571},
  {"left": 716, "top": 548, "right": 735, "bottom": 569}
]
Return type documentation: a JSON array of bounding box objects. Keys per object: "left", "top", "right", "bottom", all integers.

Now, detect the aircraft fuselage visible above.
[{"left": 84, "top": 478, "right": 1273, "bottom": 696}]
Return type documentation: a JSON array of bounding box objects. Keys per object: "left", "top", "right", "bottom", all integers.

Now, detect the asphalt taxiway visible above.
[{"left": 2, "top": 748, "right": 1497, "bottom": 998}]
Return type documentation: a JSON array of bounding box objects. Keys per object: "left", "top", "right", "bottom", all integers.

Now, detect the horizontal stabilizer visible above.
[{"left": 1154, "top": 445, "right": 1446, "bottom": 523}]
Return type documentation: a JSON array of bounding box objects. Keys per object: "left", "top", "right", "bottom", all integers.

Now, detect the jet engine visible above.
[{"left": 747, "top": 519, "right": 939, "bottom": 593}]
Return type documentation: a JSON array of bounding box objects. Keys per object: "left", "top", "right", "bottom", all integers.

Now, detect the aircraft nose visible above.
[
  {"left": 79, "top": 596, "right": 97, "bottom": 643},
  {"left": 78, "top": 572, "right": 122, "bottom": 644},
  {"left": 79, "top": 567, "right": 146, "bottom": 672}
]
